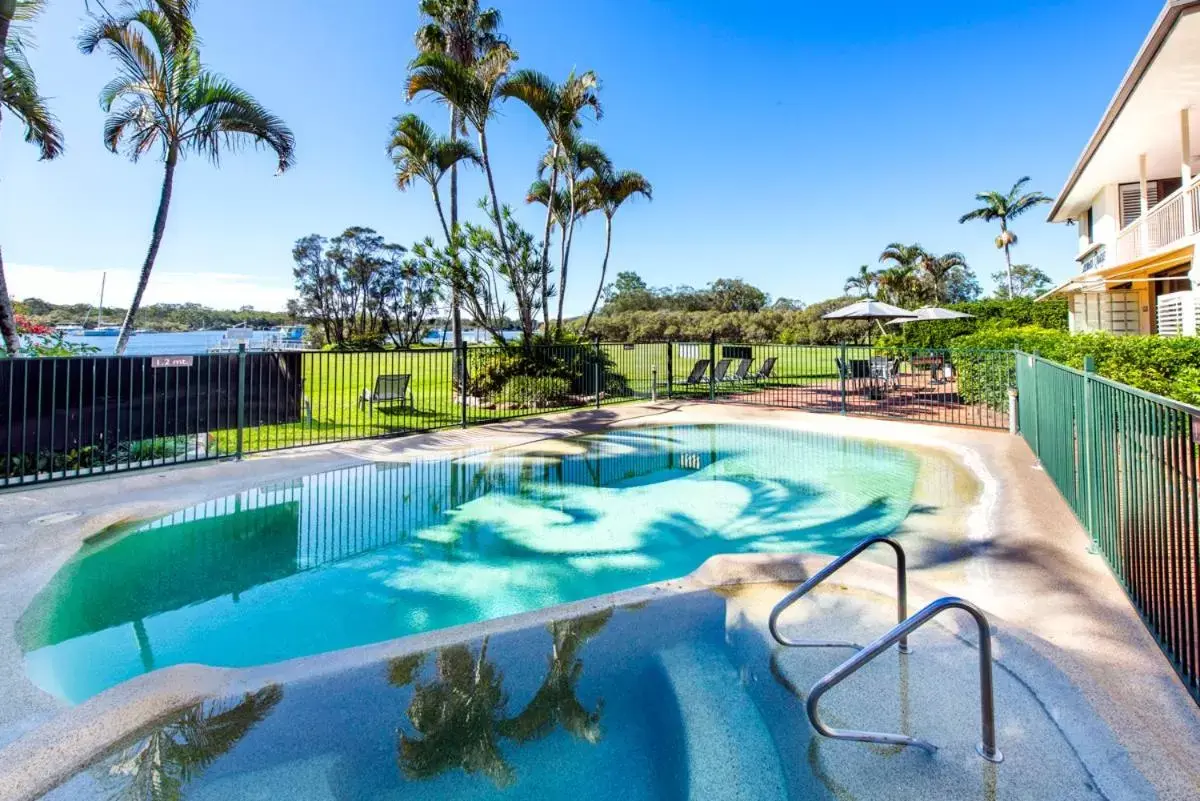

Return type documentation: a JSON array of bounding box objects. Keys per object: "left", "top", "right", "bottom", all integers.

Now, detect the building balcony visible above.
[{"left": 1114, "top": 174, "right": 1200, "bottom": 265}]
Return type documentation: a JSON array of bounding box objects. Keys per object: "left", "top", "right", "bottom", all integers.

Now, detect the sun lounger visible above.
[
  {"left": 681, "top": 359, "right": 711, "bottom": 386},
  {"left": 749, "top": 357, "right": 777, "bottom": 382},
  {"left": 712, "top": 359, "right": 732, "bottom": 382},
  {"left": 723, "top": 358, "right": 753, "bottom": 382},
  {"left": 359, "top": 374, "right": 412, "bottom": 411}
]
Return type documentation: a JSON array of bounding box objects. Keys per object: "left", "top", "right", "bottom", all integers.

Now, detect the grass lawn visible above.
[{"left": 208, "top": 344, "right": 849, "bottom": 453}]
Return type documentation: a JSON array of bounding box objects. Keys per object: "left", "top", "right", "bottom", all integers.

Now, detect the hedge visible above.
[
  {"left": 880, "top": 298, "right": 1069, "bottom": 349},
  {"left": 953, "top": 326, "right": 1200, "bottom": 406}
]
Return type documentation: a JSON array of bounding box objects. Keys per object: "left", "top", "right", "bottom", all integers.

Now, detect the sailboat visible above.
[{"left": 83, "top": 273, "right": 120, "bottom": 337}]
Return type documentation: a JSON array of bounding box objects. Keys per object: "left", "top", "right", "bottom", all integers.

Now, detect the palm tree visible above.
[
  {"left": 959, "top": 177, "right": 1052, "bottom": 299},
  {"left": 879, "top": 242, "right": 928, "bottom": 273},
  {"left": 102, "top": 685, "right": 282, "bottom": 801},
  {"left": 921, "top": 251, "right": 968, "bottom": 304},
  {"left": 578, "top": 167, "right": 652, "bottom": 332},
  {"left": 408, "top": 46, "right": 517, "bottom": 300},
  {"left": 388, "top": 113, "right": 480, "bottom": 243},
  {"left": 413, "top": 0, "right": 506, "bottom": 352},
  {"left": 0, "top": 0, "right": 64, "bottom": 356},
  {"left": 547, "top": 135, "right": 610, "bottom": 333},
  {"left": 501, "top": 69, "right": 601, "bottom": 333},
  {"left": 80, "top": 0, "right": 296, "bottom": 355},
  {"left": 843, "top": 264, "right": 877, "bottom": 298}
]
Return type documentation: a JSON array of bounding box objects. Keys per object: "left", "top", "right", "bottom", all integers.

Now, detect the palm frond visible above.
[
  {"left": 2, "top": 39, "right": 64, "bottom": 159},
  {"left": 185, "top": 72, "right": 296, "bottom": 173}
]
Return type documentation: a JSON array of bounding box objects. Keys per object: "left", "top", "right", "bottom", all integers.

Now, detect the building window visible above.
[
  {"left": 1072, "top": 292, "right": 1140, "bottom": 335},
  {"left": 1084, "top": 207, "right": 1094, "bottom": 244},
  {"left": 1119, "top": 178, "right": 1184, "bottom": 228}
]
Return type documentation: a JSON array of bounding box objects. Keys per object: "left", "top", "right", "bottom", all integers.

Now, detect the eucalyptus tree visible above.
[
  {"left": 843, "top": 265, "right": 878, "bottom": 298},
  {"left": 80, "top": 0, "right": 296, "bottom": 355},
  {"left": 408, "top": 46, "right": 518, "bottom": 293},
  {"left": 577, "top": 167, "right": 652, "bottom": 332},
  {"left": 0, "top": 0, "right": 64, "bottom": 356},
  {"left": 413, "top": 0, "right": 506, "bottom": 351},
  {"left": 959, "top": 177, "right": 1052, "bottom": 299},
  {"left": 501, "top": 69, "right": 601, "bottom": 332},
  {"left": 921, "top": 251, "right": 968, "bottom": 304}
]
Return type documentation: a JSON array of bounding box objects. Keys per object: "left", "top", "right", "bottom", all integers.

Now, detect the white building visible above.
[{"left": 1045, "top": 0, "right": 1200, "bottom": 335}]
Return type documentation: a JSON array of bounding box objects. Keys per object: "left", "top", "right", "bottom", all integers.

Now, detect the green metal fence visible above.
[{"left": 1016, "top": 351, "right": 1200, "bottom": 704}]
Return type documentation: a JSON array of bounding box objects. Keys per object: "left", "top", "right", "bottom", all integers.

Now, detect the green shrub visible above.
[
  {"left": 953, "top": 326, "right": 1200, "bottom": 406},
  {"left": 880, "top": 298, "right": 1068, "bottom": 350},
  {"left": 502, "top": 375, "right": 571, "bottom": 407}
]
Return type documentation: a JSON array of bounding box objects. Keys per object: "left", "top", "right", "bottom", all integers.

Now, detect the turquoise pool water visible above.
[
  {"left": 19, "top": 424, "right": 920, "bottom": 702},
  {"left": 40, "top": 592, "right": 1110, "bottom": 801}
]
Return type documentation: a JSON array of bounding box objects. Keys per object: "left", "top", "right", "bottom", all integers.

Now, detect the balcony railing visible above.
[{"left": 1115, "top": 176, "right": 1200, "bottom": 265}]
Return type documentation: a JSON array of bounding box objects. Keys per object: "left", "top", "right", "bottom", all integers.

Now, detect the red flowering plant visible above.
[{"left": 15, "top": 314, "right": 53, "bottom": 336}]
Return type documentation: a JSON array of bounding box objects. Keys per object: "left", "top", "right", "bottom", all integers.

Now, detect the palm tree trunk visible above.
[
  {"left": 582, "top": 215, "right": 613, "bottom": 334},
  {"left": 556, "top": 173, "right": 579, "bottom": 335},
  {"left": 478, "top": 127, "right": 531, "bottom": 341},
  {"left": 1001, "top": 221, "right": 1014, "bottom": 298},
  {"left": 0, "top": 248, "right": 21, "bottom": 356},
  {"left": 538, "top": 152, "right": 560, "bottom": 335},
  {"left": 0, "top": 9, "right": 21, "bottom": 357},
  {"left": 447, "top": 109, "right": 463, "bottom": 354},
  {"left": 116, "top": 145, "right": 178, "bottom": 356}
]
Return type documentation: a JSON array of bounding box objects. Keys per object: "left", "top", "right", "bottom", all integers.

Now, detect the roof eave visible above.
[{"left": 1047, "top": 0, "right": 1200, "bottom": 223}]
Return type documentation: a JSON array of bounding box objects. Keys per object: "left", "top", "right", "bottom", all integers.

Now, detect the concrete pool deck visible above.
[{"left": 0, "top": 401, "right": 1198, "bottom": 798}]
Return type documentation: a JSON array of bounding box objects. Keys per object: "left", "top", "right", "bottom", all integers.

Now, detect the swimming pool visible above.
[
  {"left": 19, "top": 424, "right": 921, "bottom": 702},
  {"left": 37, "top": 588, "right": 1120, "bottom": 801}
]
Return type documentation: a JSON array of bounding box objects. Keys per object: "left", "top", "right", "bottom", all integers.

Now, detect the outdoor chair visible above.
[
  {"left": 750, "top": 357, "right": 777, "bottom": 382},
  {"left": 870, "top": 357, "right": 901, "bottom": 389},
  {"left": 723, "top": 358, "right": 753, "bottom": 382},
  {"left": 681, "top": 359, "right": 711, "bottom": 386},
  {"left": 359, "top": 374, "right": 412, "bottom": 411},
  {"left": 712, "top": 359, "right": 732, "bottom": 382}
]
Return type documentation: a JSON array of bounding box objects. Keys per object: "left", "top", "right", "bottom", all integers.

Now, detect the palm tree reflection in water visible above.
[
  {"left": 100, "top": 685, "right": 283, "bottom": 801},
  {"left": 391, "top": 608, "right": 614, "bottom": 787}
]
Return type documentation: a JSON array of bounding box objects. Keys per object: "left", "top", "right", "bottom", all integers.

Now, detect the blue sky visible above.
[{"left": 0, "top": 0, "right": 1164, "bottom": 313}]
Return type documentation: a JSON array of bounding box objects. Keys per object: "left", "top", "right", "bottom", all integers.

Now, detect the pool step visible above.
[{"left": 656, "top": 642, "right": 787, "bottom": 801}]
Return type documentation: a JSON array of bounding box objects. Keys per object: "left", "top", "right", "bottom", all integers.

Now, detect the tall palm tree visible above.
[
  {"left": 80, "top": 0, "right": 296, "bottom": 355},
  {"left": 879, "top": 242, "right": 928, "bottom": 273},
  {"left": 501, "top": 69, "right": 601, "bottom": 333},
  {"left": 388, "top": 113, "right": 480, "bottom": 243},
  {"left": 413, "top": 0, "right": 506, "bottom": 352},
  {"left": 876, "top": 265, "right": 918, "bottom": 307},
  {"left": 843, "top": 264, "right": 877, "bottom": 298},
  {"left": 103, "top": 685, "right": 282, "bottom": 801},
  {"left": 921, "top": 251, "right": 968, "bottom": 303},
  {"left": 578, "top": 167, "right": 652, "bottom": 332},
  {"left": 408, "top": 46, "right": 517, "bottom": 297},
  {"left": 0, "top": 0, "right": 64, "bottom": 356},
  {"left": 547, "top": 135, "right": 610, "bottom": 333},
  {"left": 959, "top": 176, "right": 1051, "bottom": 299}
]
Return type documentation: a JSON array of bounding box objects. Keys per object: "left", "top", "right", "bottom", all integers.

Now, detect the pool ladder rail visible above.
[{"left": 769, "top": 535, "right": 1003, "bottom": 764}]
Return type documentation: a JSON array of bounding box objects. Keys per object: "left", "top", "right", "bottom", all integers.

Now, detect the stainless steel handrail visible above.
[
  {"left": 768, "top": 535, "right": 910, "bottom": 654},
  {"left": 806, "top": 596, "right": 1003, "bottom": 763}
]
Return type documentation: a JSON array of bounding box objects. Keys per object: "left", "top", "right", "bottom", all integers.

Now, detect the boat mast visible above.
[{"left": 97, "top": 272, "right": 107, "bottom": 327}]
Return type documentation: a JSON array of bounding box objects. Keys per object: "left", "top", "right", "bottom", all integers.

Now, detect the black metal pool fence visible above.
[{"left": 0, "top": 341, "right": 1017, "bottom": 487}]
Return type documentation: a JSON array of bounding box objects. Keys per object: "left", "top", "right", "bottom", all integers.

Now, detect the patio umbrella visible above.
[
  {"left": 886, "top": 306, "right": 976, "bottom": 324},
  {"left": 822, "top": 300, "right": 917, "bottom": 344}
]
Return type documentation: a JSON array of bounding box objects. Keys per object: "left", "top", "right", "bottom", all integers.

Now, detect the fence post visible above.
[
  {"left": 236, "top": 343, "right": 246, "bottom": 460},
  {"left": 459, "top": 343, "right": 469, "bottom": 429},
  {"left": 1082, "top": 355, "right": 1097, "bottom": 550},
  {"left": 1031, "top": 349, "right": 1042, "bottom": 458},
  {"left": 594, "top": 337, "right": 602, "bottom": 410},
  {"left": 666, "top": 341, "right": 674, "bottom": 399},
  {"left": 709, "top": 333, "right": 717, "bottom": 402},
  {"left": 651, "top": 366, "right": 658, "bottom": 402},
  {"left": 839, "top": 342, "right": 848, "bottom": 415}
]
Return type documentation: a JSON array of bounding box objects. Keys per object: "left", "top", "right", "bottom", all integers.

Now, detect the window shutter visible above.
[{"left": 1120, "top": 184, "right": 1141, "bottom": 228}]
